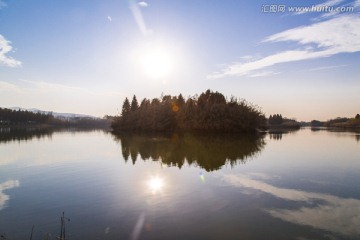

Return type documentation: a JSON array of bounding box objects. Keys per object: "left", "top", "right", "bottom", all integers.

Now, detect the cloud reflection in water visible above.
[
  {"left": 0, "top": 180, "right": 20, "bottom": 210},
  {"left": 220, "top": 173, "right": 360, "bottom": 238}
]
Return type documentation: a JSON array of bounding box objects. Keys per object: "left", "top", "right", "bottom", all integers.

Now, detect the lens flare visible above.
[{"left": 199, "top": 172, "right": 205, "bottom": 182}]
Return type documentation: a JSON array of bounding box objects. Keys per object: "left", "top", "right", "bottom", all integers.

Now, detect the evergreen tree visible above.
[
  {"left": 177, "top": 94, "right": 185, "bottom": 107},
  {"left": 269, "top": 114, "right": 283, "bottom": 125},
  {"left": 130, "top": 95, "right": 139, "bottom": 112},
  {"left": 121, "top": 98, "right": 130, "bottom": 116}
]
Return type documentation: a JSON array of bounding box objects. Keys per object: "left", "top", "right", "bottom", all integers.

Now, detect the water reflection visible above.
[
  {"left": 220, "top": 173, "right": 360, "bottom": 238},
  {"left": 0, "top": 128, "right": 358, "bottom": 239},
  {"left": 113, "top": 133, "right": 266, "bottom": 171},
  {"left": 311, "top": 127, "right": 360, "bottom": 142},
  {"left": 147, "top": 176, "right": 165, "bottom": 194},
  {"left": 0, "top": 180, "right": 20, "bottom": 211},
  {"left": 0, "top": 127, "right": 108, "bottom": 144},
  {"left": 268, "top": 129, "right": 300, "bottom": 141},
  {"left": 269, "top": 133, "right": 282, "bottom": 141},
  {"left": 0, "top": 127, "right": 53, "bottom": 143}
]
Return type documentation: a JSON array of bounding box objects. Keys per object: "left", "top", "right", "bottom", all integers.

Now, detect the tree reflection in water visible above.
[
  {"left": 113, "top": 132, "right": 266, "bottom": 172},
  {"left": 0, "top": 127, "right": 106, "bottom": 144},
  {"left": 0, "top": 127, "right": 54, "bottom": 143}
]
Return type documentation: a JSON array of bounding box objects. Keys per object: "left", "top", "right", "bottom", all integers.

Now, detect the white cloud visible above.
[
  {"left": 0, "top": 34, "right": 22, "bottom": 67},
  {"left": 355, "top": 0, "right": 360, "bottom": 7},
  {"left": 313, "top": 0, "right": 358, "bottom": 20},
  {"left": 248, "top": 71, "right": 280, "bottom": 78},
  {"left": 0, "top": 180, "right": 20, "bottom": 211},
  {"left": 0, "top": 0, "right": 6, "bottom": 10},
  {"left": 264, "top": 15, "right": 360, "bottom": 50},
  {"left": 219, "top": 173, "right": 360, "bottom": 237},
  {"left": 107, "top": 16, "right": 112, "bottom": 22},
  {"left": 298, "top": 64, "right": 347, "bottom": 72},
  {"left": 315, "top": 11, "right": 340, "bottom": 20},
  {"left": 317, "top": 0, "right": 345, "bottom": 7},
  {"left": 209, "top": 14, "right": 360, "bottom": 78},
  {"left": 209, "top": 49, "right": 333, "bottom": 78},
  {"left": 326, "top": 0, "right": 345, "bottom": 6},
  {"left": 129, "top": 1, "right": 151, "bottom": 36},
  {"left": 138, "top": 1, "right": 148, "bottom": 8}
]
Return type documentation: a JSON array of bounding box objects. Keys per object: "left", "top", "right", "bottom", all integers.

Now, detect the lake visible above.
[{"left": 0, "top": 128, "right": 359, "bottom": 239}]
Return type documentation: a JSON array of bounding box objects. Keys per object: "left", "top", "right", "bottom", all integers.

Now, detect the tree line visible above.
[
  {"left": 322, "top": 114, "right": 360, "bottom": 128},
  {"left": 268, "top": 114, "right": 283, "bottom": 125},
  {"left": 0, "top": 108, "right": 52, "bottom": 124},
  {"left": 111, "top": 90, "right": 266, "bottom": 133},
  {"left": 0, "top": 108, "right": 110, "bottom": 129},
  {"left": 308, "top": 114, "right": 360, "bottom": 129},
  {"left": 268, "top": 113, "right": 300, "bottom": 129}
]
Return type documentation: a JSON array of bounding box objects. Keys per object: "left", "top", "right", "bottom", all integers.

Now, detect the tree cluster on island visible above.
[
  {"left": 268, "top": 114, "right": 284, "bottom": 125},
  {"left": 268, "top": 113, "right": 300, "bottom": 129},
  {"left": 111, "top": 90, "right": 266, "bottom": 133}
]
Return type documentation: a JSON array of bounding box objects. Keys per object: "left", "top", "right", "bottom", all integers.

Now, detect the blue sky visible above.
[{"left": 0, "top": 0, "right": 359, "bottom": 121}]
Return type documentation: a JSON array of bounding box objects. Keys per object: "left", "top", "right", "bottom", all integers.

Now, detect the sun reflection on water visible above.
[{"left": 147, "top": 176, "right": 165, "bottom": 194}]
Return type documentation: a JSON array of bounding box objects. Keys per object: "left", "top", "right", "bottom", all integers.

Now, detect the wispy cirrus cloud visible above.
[
  {"left": 248, "top": 71, "right": 280, "bottom": 78},
  {"left": 298, "top": 64, "right": 347, "bottom": 73},
  {"left": 263, "top": 14, "right": 360, "bottom": 50},
  {"left": 300, "top": 0, "right": 358, "bottom": 20},
  {"left": 129, "top": 0, "right": 151, "bottom": 36},
  {"left": 0, "top": 0, "right": 6, "bottom": 10},
  {"left": 0, "top": 34, "right": 22, "bottom": 67},
  {"left": 317, "top": 0, "right": 345, "bottom": 8},
  {"left": 209, "top": 14, "right": 360, "bottom": 78}
]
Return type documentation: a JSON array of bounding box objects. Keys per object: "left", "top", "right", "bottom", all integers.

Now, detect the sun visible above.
[{"left": 140, "top": 47, "right": 173, "bottom": 79}]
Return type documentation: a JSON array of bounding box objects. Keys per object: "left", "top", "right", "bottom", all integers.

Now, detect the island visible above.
[{"left": 111, "top": 90, "right": 267, "bottom": 133}]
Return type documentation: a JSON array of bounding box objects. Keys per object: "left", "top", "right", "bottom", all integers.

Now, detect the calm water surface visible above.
[{"left": 0, "top": 128, "right": 359, "bottom": 239}]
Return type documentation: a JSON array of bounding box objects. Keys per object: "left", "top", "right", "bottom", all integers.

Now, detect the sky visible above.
[{"left": 0, "top": 0, "right": 359, "bottom": 121}]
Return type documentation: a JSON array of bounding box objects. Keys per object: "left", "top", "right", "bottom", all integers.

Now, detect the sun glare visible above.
[
  {"left": 141, "top": 47, "right": 173, "bottom": 79},
  {"left": 147, "top": 176, "right": 165, "bottom": 193}
]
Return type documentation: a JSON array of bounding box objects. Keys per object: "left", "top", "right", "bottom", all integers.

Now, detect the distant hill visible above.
[{"left": 9, "top": 107, "right": 98, "bottom": 119}]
